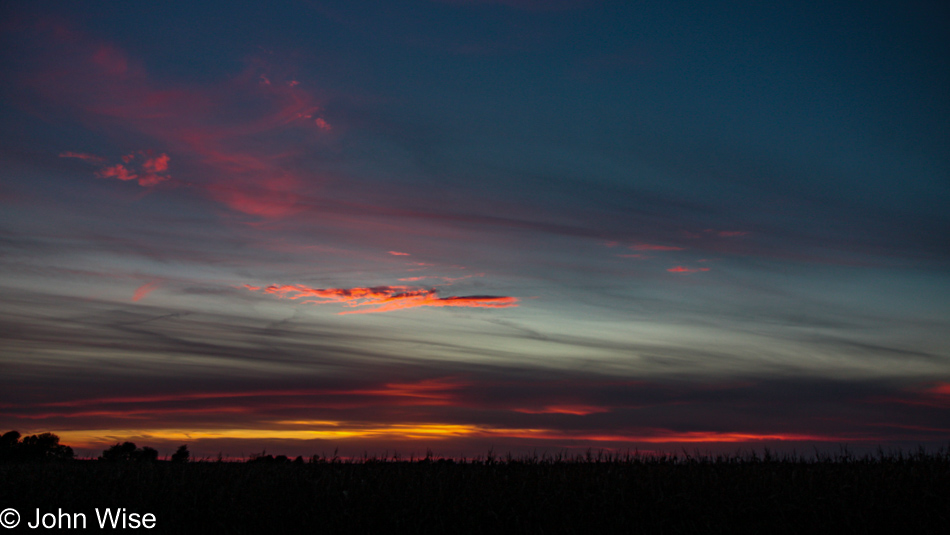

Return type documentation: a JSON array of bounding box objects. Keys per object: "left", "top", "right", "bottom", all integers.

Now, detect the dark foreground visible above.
[{"left": 2, "top": 451, "right": 948, "bottom": 534}]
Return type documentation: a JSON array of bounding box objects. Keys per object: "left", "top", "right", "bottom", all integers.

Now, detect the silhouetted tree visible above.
[
  {"left": 100, "top": 442, "right": 137, "bottom": 461},
  {"left": 138, "top": 446, "right": 159, "bottom": 462},
  {"left": 0, "top": 431, "right": 20, "bottom": 458},
  {"left": 248, "top": 451, "right": 293, "bottom": 463},
  {"left": 171, "top": 444, "right": 190, "bottom": 463},
  {"left": 0, "top": 431, "right": 73, "bottom": 462},
  {"left": 99, "top": 442, "right": 158, "bottom": 462}
]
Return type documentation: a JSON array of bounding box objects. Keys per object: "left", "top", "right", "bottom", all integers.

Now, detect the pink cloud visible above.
[
  {"left": 58, "top": 151, "right": 105, "bottom": 163},
  {"left": 667, "top": 266, "right": 710, "bottom": 273},
  {"left": 388, "top": 251, "right": 410, "bottom": 256},
  {"left": 315, "top": 117, "right": 331, "bottom": 131},
  {"left": 90, "top": 45, "right": 129, "bottom": 76},
  {"left": 132, "top": 281, "right": 161, "bottom": 302},
  {"left": 18, "top": 23, "right": 328, "bottom": 218}
]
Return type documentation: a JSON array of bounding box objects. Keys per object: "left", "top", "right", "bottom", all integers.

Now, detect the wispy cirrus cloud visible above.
[
  {"left": 245, "top": 283, "right": 517, "bottom": 314},
  {"left": 667, "top": 266, "right": 710, "bottom": 273},
  {"left": 630, "top": 243, "right": 684, "bottom": 251},
  {"left": 58, "top": 151, "right": 105, "bottom": 163},
  {"left": 132, "top": 281, "right": 162, "bottom": 302}
]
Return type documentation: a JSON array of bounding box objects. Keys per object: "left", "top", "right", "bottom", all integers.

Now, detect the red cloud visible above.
[
  {"left": 246, "top": 283, "right": 517, "bottom": 314},
  {"left": 143, "top": 153, "right": 169, "bottom": 173},
  {"left": 351, "top": 378, "right": 464, "bottom": 406},
  {"left": 92, "top": 153, "right": 171, "bottom": 187},
  {"left": 930, "top": 383, "right": 950, "bottom": 395},
  {"left": 59, "top": 151, "right": 105, "bottom": 163},
  {"left": 513, "top": 405, "right": 610, "bottom": 416},
  {"left": 96, "top": 164, "right": 137, "bottom": 182},
  {"left": 667, "top": 266, "right": 710, "bottom": 273}
]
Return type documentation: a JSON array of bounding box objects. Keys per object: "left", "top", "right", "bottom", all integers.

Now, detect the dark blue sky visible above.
[{"left": 1, "top": 0, "right": 948, "bottom": 457}]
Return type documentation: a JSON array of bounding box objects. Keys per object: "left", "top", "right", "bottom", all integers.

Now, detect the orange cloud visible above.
[
  {"left": 667, "top": 266, "right": 710, "bottom": 273},
  {"left": 342, "top": 292, "right": 517, "bottom": 315},
  {"left": 246, "top": 283, "right": 517, "bottom": 314},
  {"left": 388, "top": 251, "right": 410, "bottom": 256}
]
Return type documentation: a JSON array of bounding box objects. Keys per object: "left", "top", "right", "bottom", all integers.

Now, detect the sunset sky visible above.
[{"left": 2, "top": 0, "right": 948, "bottom": 459}]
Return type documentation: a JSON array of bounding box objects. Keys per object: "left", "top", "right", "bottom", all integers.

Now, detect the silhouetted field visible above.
[{"left": 2, "top": 450, "right": 948, "bottom": 534}]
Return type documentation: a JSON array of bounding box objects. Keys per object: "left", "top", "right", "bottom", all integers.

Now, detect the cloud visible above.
[
  {"left": 631, "top": 243, "right": 684, "bottom": 251},
  {"left": 13, "top": 22, "right": 323, "bottom": 217},
  {"left": 388, "top": 251, "right": 410, "bottom": 256},
  {"left": 132, "top": 281, "right": 161, "bottom": 302},
  {"left": 716, "top": 230, "right": 749, "bottom": 237},
  {"left": 86, "top": 151, "right": 171, "bottom": 187},
  {"left": 2, "top": 290, "right": 946, "bottom": 457},
  {"left": 344, "top": 292, "right": 517, "bottom": 314},
  {"left": 142, "top": 153, "right": 169, "bottom": 173},
  {"left": 930, "top": 383, "right": 950, "bottom": 396},
  {"left": 667, "top": 266, "right": 710, "bottom": 273},
  {"left": 513, "top": 405, "right": 610, "bottom": 415},
  {"left": 59, "top": 151, "right": 105, "bottom": 163},
  {"left": 96, "top": 164, "right": 138, "bottom": 182},
  {"left": 246, "top": 283, "right": 517, "bottom": 314}
]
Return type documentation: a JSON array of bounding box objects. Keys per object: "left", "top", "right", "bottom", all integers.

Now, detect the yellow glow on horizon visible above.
[
  {"left": 51, "top": 423, "right": 860, "bottom": 449},
  {"left": 54, "top": 422, "right": 524, "bottom": 447}
]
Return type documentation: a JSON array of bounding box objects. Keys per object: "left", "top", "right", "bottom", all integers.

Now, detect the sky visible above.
[{"left": 1, "top": 0, "right": 948, "bottom": 460}]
